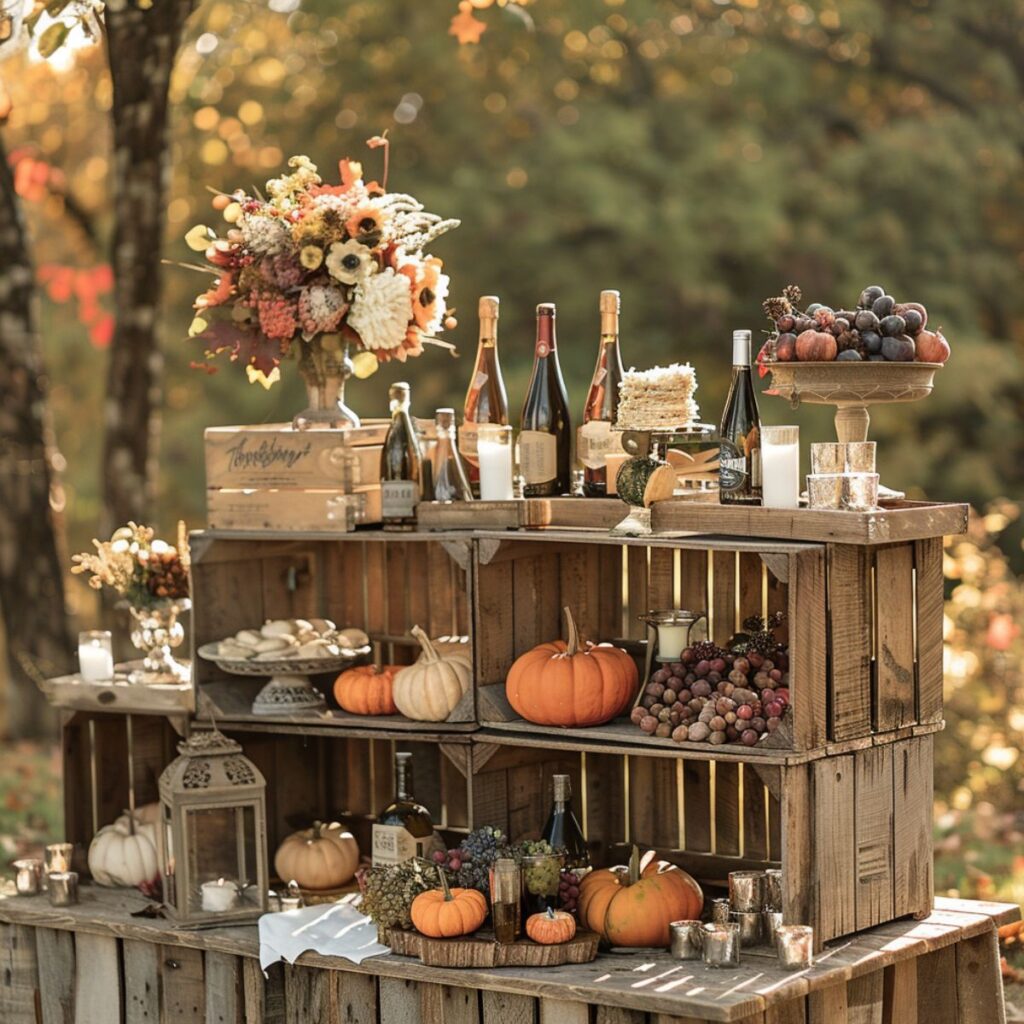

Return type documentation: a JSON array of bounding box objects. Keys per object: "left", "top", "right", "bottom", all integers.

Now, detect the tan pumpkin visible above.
[
  {"left": 410, "top": 869, "right": 488, "bottom": 938},
  {"left": 273, "top": 821, "right": 360, "bottom": 891},
  {"left": 526, "top": 907, "right": 577, "bottom": 945},
  {"left": 392, "top": 626, "right": 472, "bottom": 722},
  {"left": 505, "top": 607, "right": 638, "bottom": 727},
  {"left": 333, "top": 664, "right": 400, "bottom": 716},
  {"left": 88, "top": 808, "right": 160, "bottom": 887},
  {"left": 578, "top": 847, "right": 703, "bottom": 948}
]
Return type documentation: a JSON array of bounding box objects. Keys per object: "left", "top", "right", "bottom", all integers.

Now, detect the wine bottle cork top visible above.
[
  {"left": 388, "top": 382, "right": 410, "bottom": 400},
  {"left": 600, "top": 290, "right": 620, "bottom": 314},
  {"left": 536, "top": 302, "right": 556, "bottom": 316},
  {"left": 479, "top": 295, "right": 500, "bottom": 319},
  {"left": 553, "top": 774, "right": 571, "bottom": 801},
  {"left": 435, "top": 408, "right": 455, "bottom": 428}
]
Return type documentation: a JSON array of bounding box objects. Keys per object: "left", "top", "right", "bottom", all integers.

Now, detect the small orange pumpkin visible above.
[
  {"left": 578, "top": 847, "right": 703, "bottom": 948},
  {"left": 526, "top": 907, "right": 576, "bottom": 945},
  {"left": 410, "top": 868, "right": 488, "bottom": 938},
  {"left": 333, "top": 664, "right": 400, "bottom": 716},
  {"left": 505, "top": 607, "right": 639, "bottom": 727}
]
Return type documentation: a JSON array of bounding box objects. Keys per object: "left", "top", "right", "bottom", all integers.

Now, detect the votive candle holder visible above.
[{"left": 776, "top": 924, "right": 814, "bottom": 970}]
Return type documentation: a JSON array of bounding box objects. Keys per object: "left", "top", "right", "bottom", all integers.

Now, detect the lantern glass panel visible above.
[{"left": 184, "top": 804, "right": 260, "bottom": 918}]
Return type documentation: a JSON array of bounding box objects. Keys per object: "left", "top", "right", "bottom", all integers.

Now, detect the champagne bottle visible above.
[
  {"left": 520, "top": 303, "right": 572, "bottom": 497},
  {"left": 719, "top": 330, "right": 762, "bottom": 505},
  {"left": 380, "top": 382, "right": 423, "bottom": 530},
  {"left": 541, "top": 774, "right": 589, "bottom": 870},
  {"left": 579, "top": 290, "right": 625, "bottom": 497},
  {"left": 460, "top": 296, "right": 509, "bottom": 492},
  {"left": 431, "top": 408, "right": 474, "bottom": 502},
  {"left": 371, "top": 752, "right": 434, "bottom": 866}
]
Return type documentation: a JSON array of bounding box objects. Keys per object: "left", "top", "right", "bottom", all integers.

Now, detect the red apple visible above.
[
  {"left": 915, "top": 328, "right": 950, "bottom": 364},
  {"left": 795, "top": 329, "right": 838, "bottom": 362},
  {"left": 776, "top": 332, "right": 797, "bottom": 361}
]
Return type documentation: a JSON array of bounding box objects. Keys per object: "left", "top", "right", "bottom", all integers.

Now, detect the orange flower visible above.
[
  {"left": 195, "top": 272, "right": 235, "bottom": 309},
  {"left": 402, "top": 257, "right": 449, "bottom": 333},
  {"left": 345, "top": 205, "right": 386, "bottom": 241}
]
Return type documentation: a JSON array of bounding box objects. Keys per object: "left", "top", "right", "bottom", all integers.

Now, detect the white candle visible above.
[
  {"left": 656, "top": 624, "right": 692, "bottom": 662},
  {"left": 477, "top": 425, "right": 514, "bottom": 501},
  {"left": 201, "top": 878, "right": 239, "bottom": 913},
  {"left": 78, "top": 631, "right": 114, "bottom": 682},
  {"left": 761, "top": 427, "right": 800, "bottom": 510}
]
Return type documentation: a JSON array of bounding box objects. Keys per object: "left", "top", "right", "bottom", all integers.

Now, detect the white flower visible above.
[
  {"left": 347, "top": 268, "right": 413, "bottom": 355},
  {"left": 239, "top": 213, "right": 289, "bottom": 255},
  {"left": 325, "top": 239, "right": 373, "bottom": 286}
]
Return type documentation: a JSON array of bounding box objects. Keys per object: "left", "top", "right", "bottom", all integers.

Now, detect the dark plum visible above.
[
  {"left": 859, "top": 285, "right": 885, "bottom": 308},
  {"left": 880, "top": 314, "right": 907, "bottom": 337},
  {"left": 882, "top": 335, "right": 916, "bottom": 361},
  {"left": 901, "top": 308, "right": 924, "bottom": 334},
  {"left": 854, "top": 309, "right": 879, "bottom": 332},
  {"left": 775, "top": 333, "right": 797, "bottom": 361},
  {"left": 871, "top": 294, "right": 896, "bottom": 318},
  {"left": 861, "top": 330, "right": 883, "bottom": 354},
  {"left": 776, "top": 314, "right": 796, "bottom": 333},
  {"left": 836, "top": 349, "right": 862, "bottom": 360},
  {"left": 805, "top": 302, "right": 823, "bottom": 315}
]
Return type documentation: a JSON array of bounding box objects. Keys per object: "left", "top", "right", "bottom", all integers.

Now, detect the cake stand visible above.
[
  {"left": 197, "top": 643, "right": 371, "bottom": 715},
  {"left": 764, "top": 362, "right": 942, "bottom": 500}
]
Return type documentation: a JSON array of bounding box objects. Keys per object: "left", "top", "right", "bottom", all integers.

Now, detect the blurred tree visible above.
[{"left": 0, "top": 131, "right": 69, "bottom": 737}]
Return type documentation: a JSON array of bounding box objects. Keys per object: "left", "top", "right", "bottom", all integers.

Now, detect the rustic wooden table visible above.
[{"left": 0, "top": 886, "right": 1015, "bottom": 1023}]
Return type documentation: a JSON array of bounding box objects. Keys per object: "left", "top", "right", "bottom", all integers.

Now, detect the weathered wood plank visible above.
[
  {"left": 790, "top": 548, "right": 827, "bottom": 750},
  {"left": 807, "top": 983, "right": 848, "bottom": 1024},
  {"left": 242, "top": 958, "right": 265, "bottom": 1024},
  {"left": 711, "top": 549, "right": 737, "bottom": 644},
  {"left": 854, "top": 746, "right": 895, "bottom": 932},
  {"left": 913, "top": 538, "right": 944, "bottom": 724},
  {"left": 715, "top": 762, "right": 742, "bottom": 857},
  {"left": 284, "top": 964, "right": 330, "bottom": 1023},
  {"left": 846, "top": 969, "right": 884, "bottom": 1024},
  {"left": 626, "top": 547, "right": 649, "bottom": 641},
  {"left": 881, "top": 957, "right": 916, "bottom": 1024},
  {"left": 892, "top": 737, "right": 933, "bottom": 921},
  {"left": 0, "top": 923, "right": 38, "bottom": 1024},
  {"left": 649, "top": 546, "right": 676, "bottom": 613},
  {"left": 813, "top": 755, "right": 856, "bottom": 942},
  {"left": 766, "top": 1001, "right": 807, "bottom": 1024},
  {"left": 560, "top": 546, "right": 602, "bottom": 643},
  {"left": 478, "top": 559, "right": 515, "bottom": 685},
  {"left": 956, "top": 929, "right": 1005, "bottom": 1024},
  {"left": 741, "top": 763, "right": 769, "bottom": 860},
  {"left": 74, "top": 933, "right": 122, "bottom": 1024},
  {"left": 481, "top": 990, "right": 536, "bottom": 1024},
  {"left": 597, "top": 543, "right": 624, "bottom": 640},
  {"left": 874, "top": 545, "right": 916, "bottom": 733},
  {"left": 36, "top": 927, "right": 75, "bottom": 1024},
  {"left": 679, "top": 548, "right": 708, "bottom": 617},
  {"left": 161, "top": 944, "right": 204, "bottom": 1024},
  {"left": 682, "top": 759, "right": 712, "bottom": 853},
  {"left": 781, "top": 763, "right": 815, "bottom": 931},
  {"left": 334, "top": 971, "right": 378, "bottom": 1023},
  {"left": 205, "top": 951, "right": 241, "bottom": 1024},
  {"left": 915, "top": 945, "right": 958, "bottom": 1024},
  {"left": 828, "top": 545, "right": 873, "bottom": 741},
  {"left": 597, "top": 1006, "right": 646, "bottom": 1024},
  {"left": 123, "top": 938, "right": 159, "bottom": 1024},
  {"left": 421, "top": 981, "right": 480, "bottom": 1023},
  {"left": 539, "top": 998, "right": 588, "bottom": 1024},
  {"left": 379, "top": 976, "right": 422, "bottom": 1024}
]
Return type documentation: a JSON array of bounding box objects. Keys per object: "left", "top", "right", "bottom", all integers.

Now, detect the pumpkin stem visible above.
[
  {"left": 562, "top": 606, "right": 580, "bottom": 656},
  {"left": 545, "top": 907, "right": 556, "bottom": 920},
  {"left": 411, "top": 625, "right": 440, "bottom": 664},
  {"left": 627, "top": 844, "right": 641, "bottom": 886},
  {"left": 436, "top": 863, "right": 454, "bottom": 901},
  {"left": 311, "top": 820, "right": 323, "bottom": 840}
]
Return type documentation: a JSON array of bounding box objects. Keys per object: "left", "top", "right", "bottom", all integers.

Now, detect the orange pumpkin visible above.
[
  {"left": 578, "top": 847, "right": 703, "bottom": 948},
  {"left": 505, "top": 607, "right": 638, "bottom": 727},
  {"left": 333, "top": 664, "right": 400, "bottom": 716},
  {"left": 526, "top": 907, "right": 576, "bottom": 945},
  {"left": 410, "top": 869, "right": 488, "bottom": 938}
]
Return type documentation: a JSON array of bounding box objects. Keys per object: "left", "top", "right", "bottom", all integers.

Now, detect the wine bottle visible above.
[
  {"left": 431, "top": 408, "right": 474, "bottom": 502},
  {"left": 371, "top": 752, "right": 434, "bottom": 866},
  {"left": 719, "top": 330, "right": 762, "bottom": 505},
  {"left": 380, "top": 382, "right": 423, "bottom": 530},
  {"left": 579, "top": 290, "right": 625, "bottom": 497},
  {"left": 520, "top": 303, "right": 572, "bottom": 497},
  {"left": 460, "top": 296, "right": 509, "bottom": 492},
  {"left": 541, "top": 774, "right": 589, "bottom": 870}
]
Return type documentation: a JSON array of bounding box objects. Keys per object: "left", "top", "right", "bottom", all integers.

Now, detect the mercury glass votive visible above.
[
  {"left": 763, "top": 910, "right": 784, "bottom": 945},
  {"left": 776, "top": 924, "right": 814, "bottom": 970},
  {"left": 765, "top": 868, "right": 783, "bottom": 912},
  {"left": 48, "top": 871, "right": 79, "bottom": 907},
  {"left": 702, "top": 922, "right": 740, "bottom": 968},
  {"left": 13, "top": 859, "right": 43, "bottom": 896},
  {"left": 845, "top": 441, "right": 876, "bottom": 473},
  {"left": 732, "top": 910, "right": 764, "bottom": 947},
  {"left": 669, "top": 920, "right": 704, "bottom": 960},
  {"left": 710, "top": 897, "right": 731, "bottom": 924},
  {"left": 45, "top": 842, "right": 73, "bottom": 876},
  {"left": 807, "top": 473, "right": 844, "bottom": 510},
  {"left": 843, "top": 472, "right": 879, "bottom": 511},
  {"left": 810, "top": 442, "right": 845, "bottom": 475},
  {"left": 728, "top": 870, "right": 765, "bottom": 913}
]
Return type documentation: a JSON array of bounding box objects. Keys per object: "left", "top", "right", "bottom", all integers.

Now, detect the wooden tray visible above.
[{"left": 388, "top": 928, "right": 600, "bottom": 967}]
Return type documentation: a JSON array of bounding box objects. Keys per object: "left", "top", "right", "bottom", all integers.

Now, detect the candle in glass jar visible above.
[
  {"left": 201, "top": 878, "right": 239, "bottom": 913},
  {"left": 78, "top": 631, "right": 114, "bottom": 682},
  {"left": 477, "top": 424, "right": 514, "bottom": 500},
  {"left": 761, "top": 426, "right": 800, "bottom": 510}
]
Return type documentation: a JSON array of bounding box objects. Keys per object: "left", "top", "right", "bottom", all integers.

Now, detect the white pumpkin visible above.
[
  {"left": 88, "top": 809, "right": 159, "bottom": 887},
  {"left": 392, "top": 626, "right": 472, "bottom": 722},
  {"left": 274, "top": 821, "right": 360, "bottom": 891}
]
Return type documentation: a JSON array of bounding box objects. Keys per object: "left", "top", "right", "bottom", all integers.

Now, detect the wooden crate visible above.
[
  {"left": 189, "top": 531, "right": 475, "bottom": 729},
  {"left": 472, "top": 531, "right": 946, "bottom": 753},
  {"left": 470, "top": 734, "right": 935, "bottom": 946},
  {"left": 206, "top": 486, "right": 382, "bottom": 532}
]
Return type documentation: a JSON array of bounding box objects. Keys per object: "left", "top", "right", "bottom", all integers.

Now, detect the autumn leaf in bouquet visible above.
[{"left": 180, "top": 136, "right": 461, "bottom": 392}]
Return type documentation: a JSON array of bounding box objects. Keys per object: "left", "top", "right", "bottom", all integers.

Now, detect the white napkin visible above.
[{"left": 258, "top": 896, "right": 390, "bottom": 970}]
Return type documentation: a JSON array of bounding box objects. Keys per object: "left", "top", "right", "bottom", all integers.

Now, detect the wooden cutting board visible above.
[{"left": 389, "top": 928, "right": 600, "bottom": 968}]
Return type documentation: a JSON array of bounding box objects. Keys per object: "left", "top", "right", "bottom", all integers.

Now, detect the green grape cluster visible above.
[{"left": 359, "top": 860, "right": 433, "bottom": 933}]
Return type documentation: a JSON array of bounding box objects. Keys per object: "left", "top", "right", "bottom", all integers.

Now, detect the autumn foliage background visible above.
[{"left": 0, "top": 0, "right": 1021, "bottom": 979}]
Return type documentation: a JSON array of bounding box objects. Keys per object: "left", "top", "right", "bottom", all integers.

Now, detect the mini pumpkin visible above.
[
  {"left": 392, "top": 626, "right": 472, "bottom": 722},
  {"left": 410, "top": 868, "right": 488, "bottom": 938},
  {"left": 333, "top": 664, "right": 400, "bottom": 716},
  {"left": 578, "top": 847, "right": 703, "bottom": 948},
  {"left": 505, "top": 607, "right": 638, "bottom": 727},
  {"left": 88, "top": 809, "right": 159, "bottom": 888},
  {"left": 274, "top": 821, "right": 360, "bottom": 891},
  {"left": 526, "top": 907, "right": 576, "bottom": 945}
]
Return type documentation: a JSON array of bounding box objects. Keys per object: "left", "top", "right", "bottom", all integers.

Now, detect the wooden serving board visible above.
[{"left": 388, "top": 928, "right": 600, "bottom": 968}]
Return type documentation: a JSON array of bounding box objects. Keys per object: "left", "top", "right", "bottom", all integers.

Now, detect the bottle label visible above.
[
  {"left": 519, "top": 430, "right": 557, "bottom": 485},
  {"left": 577, "top": 420, "right": 621, "bottom": 470},
  {"left": 719, "top": 439, "right": 748, "bottom": 493},
  {"left": 381, "top": 480, "right": 418, "bottom": 518},
  {"left": 471, "top": 370, "right": 489, "bottom": 391},
  {"left": 458, "top": 421, "right": 479, "bottom": 464},
  {"left": 371, "top": 824, "right": 428, "bottom": 866}
]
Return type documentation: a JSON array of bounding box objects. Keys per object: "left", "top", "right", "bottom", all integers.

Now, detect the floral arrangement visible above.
[
  {"left": 72, "top": 522, "right": 190, "bottom": 607},
  {"left": 185, "top": 137, "right": 460, "bottom": 388}
]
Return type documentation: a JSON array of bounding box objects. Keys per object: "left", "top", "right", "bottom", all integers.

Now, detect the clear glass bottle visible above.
[
  {"left": 371, "top": 752, "right": 434, "bottom": 866},
  {"left": 461, "top": 296, "right": 509, "bottom": 494},
  {"left": 579, "top": 290, "right": 625, "bottom": 497},
  {"left": 380, "top": 382, "right": 423, "bottom": 530},
  {"left": 719, "top": 330, "right": 762, "bottom": 505},
  {"left": 431, "top": 408, "right": 474, "bottom": 502}
]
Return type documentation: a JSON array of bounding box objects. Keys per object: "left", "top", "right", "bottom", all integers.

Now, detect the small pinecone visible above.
[
  {"left": 742, "top": 613, "right": 784, "bottom": 656},
  {"left": 691, "top": 639, "right": 727, "bottom": 662},
  {"left": 782, "top": 284, "right": 802, "bottom": 305},
  {"left": 814, "top": 307, "right": 836, "bottom": 329},
  {"left": 147, "top": 552, "right": 189, "bottom": 600},
  {"left": 762, "top": 296, "right": 791, "bottom": 321},
  {"left": 836, "top": 329, "right": 859, "bottom": 353}
]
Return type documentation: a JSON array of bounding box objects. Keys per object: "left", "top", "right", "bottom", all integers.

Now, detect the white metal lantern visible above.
[{"left": 157, "top": 730, "right": 268, "bottom": 928}]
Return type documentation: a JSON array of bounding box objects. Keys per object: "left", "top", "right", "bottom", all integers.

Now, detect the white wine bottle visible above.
[
  {"left": 719, "top": 330, "right": 762, "bottom": 505},
  {"left": 380, "top": 382, "right": 423, "bottom": 529},
  {"left": 579, "top": 290, "right": 625, "bottom": 497},
  {"left": 460, "top": 296, "right": 509, "bottom": 493},
  {"left": 371, "top": 752, "right": 434, "bottom": 866}
]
